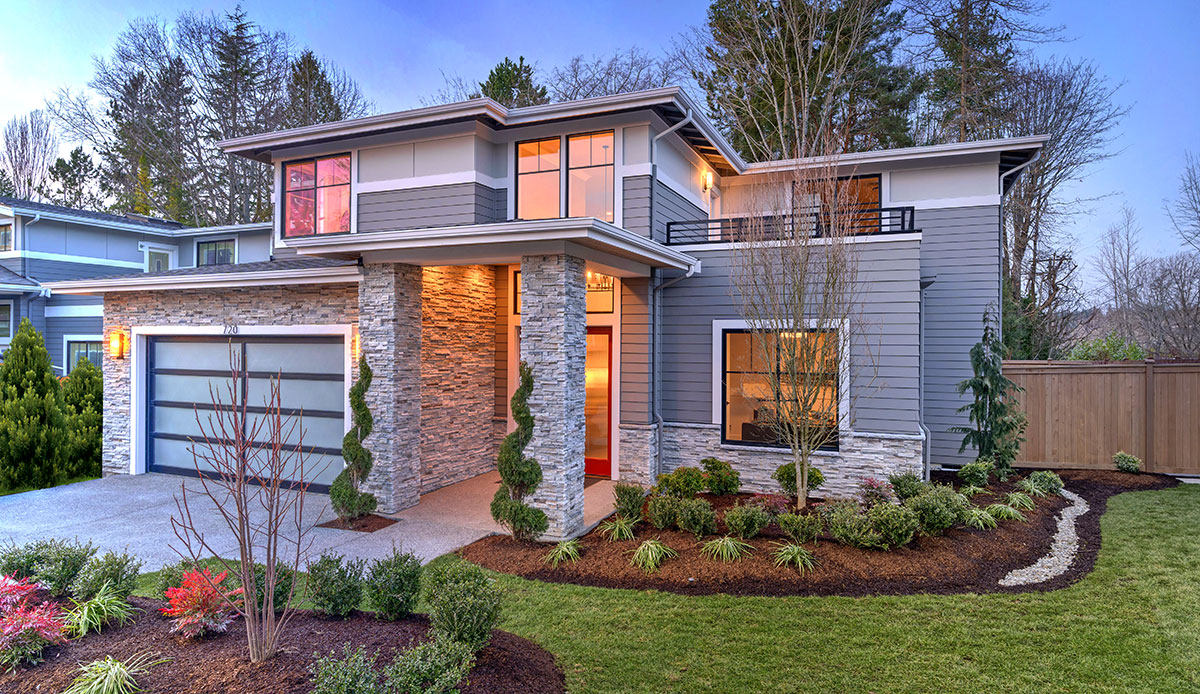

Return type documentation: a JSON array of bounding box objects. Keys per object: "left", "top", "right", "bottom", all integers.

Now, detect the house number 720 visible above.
[{"left": 223, "top": 323, "right": 239, "bottom": 335}]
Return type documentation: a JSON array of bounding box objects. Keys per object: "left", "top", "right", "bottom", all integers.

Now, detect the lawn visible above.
[
  {"left": 468, "top": 484, "right": 1200, "bottom": 693},
  {"left": 0, "top": 474, "right": 98, "bottom": 497}
]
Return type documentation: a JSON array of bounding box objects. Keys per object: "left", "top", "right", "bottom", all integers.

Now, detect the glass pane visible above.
[
  {"left": 317, "top": 185, "right": 351, "bottom": 234},
  {"left": 285, "top": 161, "right": 314, "bottom": 191},
  {"left": 725, "top": 331, "right": 759, "bottom": 373},
  {"left": 154, "top": 374, "right": 240, "bottom": 405},
  {"left": 568, "top": 167, "right": 614, "bottom": 221},
  {"left": 569, "top": 132, "right": 613, "bottom": 168},
  {"left": 154, "top": 341, "right": 240, "bottom": 371},
  {"left": 517, "top": 170, "right": 559, "bottom": 220},
  {"left": 148, "top": 251, "right": 170, "bottom": 272},
  {"left": 725, "top": 372, "right": 774, "bottom": 442},
  {"left": 0, "top": 304, "right": 10, "bottom": 338},
  {"left": 246, "top": 377, "right": 344, "bottom": 412},
  {"left": 513, "top": 271, "right": 521, "bottom": 314},
  {"left": 285, "top": 190, "right": 316, "bottom": 237},
  {"left": 198, "top": 241, "right": 233, "bottom": 266},
  {"left": 68, "top": 342, "right": 83, "bottom": 371},
  {"left": 245, "top": 411, "right": 345, "bottom": 450},
  {"left": 246, "top": 341, "right": 344, "bottom": 375},
  {"left": 591, "top": 132, "right": 613, "bottom": 165},
  {"left": 316, "top": 156, "right": 351, "bottom": 187},
  {"left": 153, "top": 437, "right": 218, "bottom": 473},
  {"left": 585, "top": 273, "right": 614, "bottom": 313},
  {"left": 517, "top": 141, "right": 541, "bottom": 173},
  {"left": 585, "top": 331, "right": 610, "bottom": 463},
  {"left": 0, "top": 225, "right": 12, "bottom": 251},
  {"left": 538, "top": 138, "right": 560, "bottom": 171}
]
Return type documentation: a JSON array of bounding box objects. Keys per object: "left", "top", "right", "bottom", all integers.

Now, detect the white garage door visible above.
[{"left": 147, "top": 335, "right": 346, "bottom": 489}]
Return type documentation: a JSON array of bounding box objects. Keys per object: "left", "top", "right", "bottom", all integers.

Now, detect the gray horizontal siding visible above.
[
  {"left": 918, "top": 205, "right": 1001, "bottom": 465},
  {"left": 357, "top": 183, "right": 506, "bottom": 232},
  {"left": 652, "top": 179, "right": 704, "bottom": 243},
  {"left": 620, "top": 277, "right": 652, "bottom": 425},
  {"left": 659, "top": 238, "right": 922, "bottom": 436},
  {"left": 25, "top": 258, "right": 133, "bottom": 282},
  {"left": 621, "top": 176, "right": 705, "bottom": 242},
  {"left": 623, "top": 176, "right": 651, "bottom": 238},
  {"left": 44, "top": 316, "right": 103, "bottom": 370}
]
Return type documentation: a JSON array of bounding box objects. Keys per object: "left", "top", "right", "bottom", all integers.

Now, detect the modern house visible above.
[
  {"left": 0, "top": 196, "right": 273, "bottom": 373},
  {"left": 46, "top": 87, "right": 1045, "bottom": 540}
]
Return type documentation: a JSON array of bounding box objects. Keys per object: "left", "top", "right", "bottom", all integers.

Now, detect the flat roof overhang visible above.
[{"left": 44, "top": 262, "right": 362, "bottom": 295}]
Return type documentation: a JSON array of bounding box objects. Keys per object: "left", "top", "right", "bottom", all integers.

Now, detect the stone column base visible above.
[{"left": 617, "top": 423, "right": 659, "bottom": 487}]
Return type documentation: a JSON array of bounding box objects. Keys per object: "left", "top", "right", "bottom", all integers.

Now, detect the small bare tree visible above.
[
  {"left": 1137, "top": 253, "right": 1200, "bottom": 359},
  {"left": 1094, "top": 206, "right": 1146, "bottom": 341},
  {"left": 2, "top": 111, "right": 58, "bottom": 200},
  {"left": 171, "top": 349, "right": 320, "bottom": 662},
  {"left": 1166, "top": 152, "right": 1200, "bottom": 253}
]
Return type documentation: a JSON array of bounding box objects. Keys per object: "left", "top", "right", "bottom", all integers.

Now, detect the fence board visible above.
[{"left": 1004, "top": 360, "right": 1199, "bottom": 475}]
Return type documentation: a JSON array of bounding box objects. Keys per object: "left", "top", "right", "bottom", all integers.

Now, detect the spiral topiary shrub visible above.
[
  {"left": 330, "top": 356, "right": 377, "bottom": 522},
  {"left": 490, "top": 361, "right": 548, "bottom": 541}
]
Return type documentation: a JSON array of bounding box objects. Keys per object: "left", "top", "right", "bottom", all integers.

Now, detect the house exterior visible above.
[
  {"left": 0, "top": 196, "right": 273, "bottom": 373},
  {"left": 45, "top": 87, "right": 1044, "bottom": 541}
]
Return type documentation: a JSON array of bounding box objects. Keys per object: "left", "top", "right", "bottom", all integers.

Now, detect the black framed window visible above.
[
  {"left": 722, "top": 328, "right": 839, "bottom": 448},
  {"left": 196, "top": 240, "right": 235, "bottom": 266},
  {"left": 567, "top": 131, "right": 614, "bottom": 222},
  {"left": 516, "top": 137, "right": 561, "bottom": 220},
  {"left": 513, "top": 270, "right": 615, "bottom": 314},
  {"left": 0, "top": 301, "right": 11, "bottom": 342},
  {"left": 283, "top": 154, "right": 351, "bottom": 237},
  {"left": 0, "top": 224, "right": 11, "bottom": 252},
  {"left": 67, "top": 340, "right": 103, "bottom": 372}
]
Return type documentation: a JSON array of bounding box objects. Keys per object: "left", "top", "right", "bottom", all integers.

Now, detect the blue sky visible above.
[{"left": 2, "top": 0, "right": 1196, "bottom": 273}]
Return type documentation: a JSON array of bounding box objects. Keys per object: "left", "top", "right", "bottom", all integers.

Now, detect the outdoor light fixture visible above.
[
  {"left": 703, "top": 170, "right": 714, "bottom": 193},
  {"left": 108, "top": 330, "right": 127, "bottom": 360},
  {"left": 351, "top": 328, "right": 360, "bottom": 361}
]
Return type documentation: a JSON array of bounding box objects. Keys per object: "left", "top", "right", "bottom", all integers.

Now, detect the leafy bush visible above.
[
  {"left": 424, "top": 561, "right": 501, "bottom": 652},
  {"left": 250, "top": 561, "right": 295, "bottom": 614},
  {"left": 159, "top": 568, "right": 241, "bottom": 638},
  {"left": 654, "top": 466, "right": 706, "bottom": 498},
  {"left": 0, "top": 319, "right": 65, "bottom": 491},
  {"left": 904, "top": 485, "right": 969, "bottom": 536},
  {"left": 986, "top": 503, "right": 1026, "bottom": 522},
  {"left": 331, "top": 356, "right": 377, "bottom": 522},
  {"left": 858, "top": 477, "right": 894, "bottom": 507},
  {"left": 364, "top": 549, "right": 421, "bottom": 621},
  {"left": 308, "top": 553, "right": 366, "bottom": 618},
  {"left": 0, "top": 599, "right": 67, "bottom": 672},
  {"left": 826, "top": 504, "right": 884, "bottom": 550},
  {"left": 888, "top": 472, "right": 928, "bottom": 501},
  {"left": 544, "top": 540, "right": 581, "bottom": 568},
  {"left": 61, "top": 356, "right": 103, "bottom": 480},
  {"left": 598, "top": 516, "right": 637, "bottom": 541},
  {"left": 700, "top": 536, "right": 754, "bottom": 562},
  {"left": 676, "top": 498, "right": 717, "bottom": 539},
  {"left": 310, "top": 644, "right": 381, "bottom": 694},
  {"left": 645, "top": 495, "right": 680, "bottom": 529},
  {"left": 0, "top": 539, "right": 97, "bottom": 596},
  {"left": 773, "top": 463, "right": 824, "bottom": 496},
  {"left": 1025, "top": 470, "right": 1065, "bottom": 496},
  {"left": 1006, "top": 491, "right": 1036, "bottom": 511},
  {"left": 770, "top": 542, "right": 818, "bottom": 573},
  {"left": 700, "top": 457, "right": 740, "bottom": 495},
  {"left": 956, "top": 461, "right": 994, "bottom": 488},
  {"left": 62, "top": 652, "right": 170, "bottom": 694},
  {"left": 627, "top": 539, "right": 678, "bottom": 574},
  {"left": 1113, "top": 451, "right": 1142, "bottom": 474},
  {"left": 723, "top": 503, "right": 772, "bottom": 539},
  {"left": 777, "top": 513, "right": 823, "bottom": 544},
  {"left": 1067, "top": 332, "right": 1145, "bottom": 361},
  {"left": 612, "top": 482, "right": 646, "bottom": 521},
  {"left": 64, "top": 582, "right": 135, "bottom": 638},
  {"left": 383, "top": 635, "right": 475, "bottom": 694},
  {"left": 867, "top": 503, "right": 919, "bottom": 549},
  {"left": 71, "top": 551, "right": 142, "bottom": 601},
  {"left": 491, "top": 362, "right": 549, "bottom": 541},
  {"left": 751, "top": 493, "right": 790, "bottom": 516},
  {"left": 964, "top": 507, "right": 998, "bottom": 530}
]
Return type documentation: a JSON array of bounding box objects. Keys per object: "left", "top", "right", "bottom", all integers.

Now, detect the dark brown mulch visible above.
[
  {"left": 0, "top": 598, "right": 565, "bottom": 694},
  {"left": 459, "top": 468, "right": 1178, "bottom": 598},
  {"left": 316, "top": 513, "right": 398, "bottom": 532}
]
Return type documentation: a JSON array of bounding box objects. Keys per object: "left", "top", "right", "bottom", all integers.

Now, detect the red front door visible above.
[{"left": 584, "top": 327, "right": 612, "bottom": 477}]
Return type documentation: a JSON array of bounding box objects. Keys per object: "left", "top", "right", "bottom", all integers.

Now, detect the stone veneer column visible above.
[
  {"left": 358, "top": 262, "right": 423, "bottom": 514},
  {"left": 520, "top": 254, "right": 587, "bottom": 540}
]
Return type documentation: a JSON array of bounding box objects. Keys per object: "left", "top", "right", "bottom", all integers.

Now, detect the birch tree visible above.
[{"left": 1, "top": 111, "right": 58, "bottom": 200}]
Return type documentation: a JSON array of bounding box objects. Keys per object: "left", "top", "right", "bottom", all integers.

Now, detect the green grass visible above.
[{"left": 0, "top": 474, "right": 99, "bottom": 497}]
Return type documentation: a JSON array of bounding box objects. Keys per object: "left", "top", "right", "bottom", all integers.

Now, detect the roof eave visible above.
[{"left": 44, "top": 265, "right": 362, "bottom": 295}]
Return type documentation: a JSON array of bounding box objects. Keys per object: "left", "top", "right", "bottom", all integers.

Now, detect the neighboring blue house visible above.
[{"left": 0, "top": 196, "right": 272, "bottom": 373}]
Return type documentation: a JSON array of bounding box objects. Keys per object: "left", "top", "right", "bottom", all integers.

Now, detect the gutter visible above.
[{"left": 997, "top": 148, "right": 1042, "bottom": 340}]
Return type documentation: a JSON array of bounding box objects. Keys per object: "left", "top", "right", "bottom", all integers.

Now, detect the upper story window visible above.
[
  {"left": 283, "top": 154, "right": 351, "bottom": 237},
  {"left": 516, "top": 138, "right": 561, "bottom": 220},
  {"left": 0, "top": 301, "right": 12, "bottom": 343},
  {"left": 0, "top": 224, "right": 12, "bottom": 252},
  {"left": 196, "top": 240, "right": 235, "bottom": 266},
  {"left": 568, "top": 131, "right": 614, "bottom": 222}
]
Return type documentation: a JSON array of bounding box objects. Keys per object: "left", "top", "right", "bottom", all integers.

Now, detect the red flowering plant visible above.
[
  {"left": 0, "top": 598, "right": 66, "bottom": 672},
  {"left": 0, "top": 575, "right": 41, "bottom": 613},
  {"left": 160, "top": 568, "right": 243, "bottom": 638}
]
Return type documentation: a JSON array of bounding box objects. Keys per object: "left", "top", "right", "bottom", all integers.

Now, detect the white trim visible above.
[
  {"left": 746, "top": 135, "right": 1049, "bottom": 173},
  {"left": 62, "top": 334, "right": 103, "bottom": 372},
  {"left": 355, "top": 170, "right": 507, "bottom": 194},
  {"left": 669, "top": 231, "right": 921, "bottom": 254},
  {"left": 45, "top": 304, "right": 103, "bottom": 318},
  {"left": 0, "top": 250, "right": 143, "bottom": 269},
  {"left": 138, "top": 241, "right": 178, "bottom": 272},
  {"left": 166, "top": 222, "right": 272, "bottom": 238},
  {"left": 128, "top": 323, "right": 354, "bottom": 476},
  {"left": 45, "top": 264, "right": 362, "bottom": 294},
  {"left": 194, "top": 237, "right": 239, "bottom": 267},
  {"left": 0, "top": 299, "right": 13, "bottom": 345}
]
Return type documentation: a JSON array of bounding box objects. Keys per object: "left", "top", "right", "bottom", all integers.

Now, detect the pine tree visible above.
[
  {"left": 926, "top": 0, "right": 1018, "bottom": 141},
  {"left": 61, "top": 357, "right": 103, "bottom": 479},
  {"left": 0, "top": 169, "right": 14, "bottom": 197},
  {"left": 475, "top": 57, "right": 549, "bottom": 108},
  {"left": 41, "top": 147, "right": 103, "bottom": 211},
  {"left": 952, "top": 311, "right": 1027, "bottom": 478},
  {"left": 490, "top": 361, "right": 549, "bottom": 541},
  {"left": 330, "top": 355, "right": 377, "bottom": 521},
  {"left": 284, "top": 49, "right": 345, "bottom": 128},
  {"left": 0, "top": 319, "right": 65, "bottom": 490}
]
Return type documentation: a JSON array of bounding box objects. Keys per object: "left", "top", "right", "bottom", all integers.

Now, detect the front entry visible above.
[{"left": 584, "top": 327, "right": 612, "bottom": 477}]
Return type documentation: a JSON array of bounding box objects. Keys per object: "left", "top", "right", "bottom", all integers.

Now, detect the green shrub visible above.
[
  {"left": 956, "top": 461, "right": 994, "bottom": 488},
  {"left": 964, "top": 507, "right": 998, "bottom": 530},
  {"left": 364, "top": 549, "right": 421, "bottom": 621},
  {"left": 905, "top": 485, "right": 969, "bottom": 536},
  {"left": 598, "top": 516, "right": 637, "bottom": 542},
  {"left": 64, "top": 582, "right": 136, "bottom": 639},
  {"left": 826, "top": 505, "right": 884, "bottom": 550},
  {"left": 1026, "top": 470, "right": 1065, "bottom": 496},
  {"left": 61, "top": 357, "right": 103, "bottom": 481},
  {"left": 308, "top": 553, "right": 366, "bottom": 618},
  {"left": 777, "top": 513, "right": 823, "bottom": 544},
  {"left": 1068, "top": 332, "right": 1145, "bottom": 361},
  {"left": 770, "top": 542, "right": 818, "bottom": 573},
  {"left": 612, "top": 482, "right": 646, "bottom": 520},
  {"left": 986, "top": 503, "right": 1026, "bottom": 522},
  {"left": 310, "top": 644, "right": 381, "bottom": 694},
  {"left": 152, "top": 559, "right": 190, "bottom": 600},
  {"left": 543, "top": 539, "right": 581, "bottom": 568},
  {"left": 888, "top": 472, "right": 928, "bottom": 501},
  {"left": 0, "top": 538, "right": 97, "bottom": 596},
  {"left": 773, "top": 463, "right": 824, "bottom": 496},
  {"left": 627, "top": 539, "right": 678, "bottom": 574},
  {"left": 424, "top": 561, "right": 501, "bottom": 652},
  {"left": 700, "top": 536, "right": 754, "bottom": 562},
  {"left": 654, "top": 466, "right": 706, "bottom": 498},
  {"left": 71, "top": 551, "right": 142, "bottom": 600},
  {"left": 868, "top": 503, "right": 919, "bottom": 549},
  {"left": 383, "top": 635, "right": 475, "bottom": 694},
  {"left": 249, "top": 562, "right": 296, "bottom": 613},
  {"left": 331, "top": 356, "right": 377, "bottom": 522},
  {"left": 1006, "top": 491, "right": 1036, "bottom": 511},
  {"left": 723, "top": 503, "right": 771, "bottom": 539},
  {"left": 645, "top": 495, "right": 680, "bottom": 529},
  {"left": 700, "top": 457, "right": 740, "bottom": 495},
  {"left": 1113, "top": 451, "right": 1142, "bottom": 474},
  {"left": 0, "top": 319, "right": 65, "bottom": 491},
  {"left": 676, "top": 498, "right": 717, "bottom": 539},
  {"left": 62, "top": 652, "right": 170, "bottom": 694}
]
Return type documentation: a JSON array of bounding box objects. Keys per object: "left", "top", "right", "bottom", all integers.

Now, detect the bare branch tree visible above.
[
  {"left": 1093, "top": 205, "right": 1146, "bottom": 342},
  {"left": 1166, "top": 152, "right": 1200, "bottom": 253},
  {"left": 1136, "top": 252, "right": 1200, "bottom": 359},
  {"left": 2, "top": 111, "right": 58, "bottom": 200},
  {"left": 547, "top": 47, "right": 686, "bottom": 101}
]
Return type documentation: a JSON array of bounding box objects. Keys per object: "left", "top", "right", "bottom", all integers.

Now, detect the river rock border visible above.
[{"left": 998, "top": 488, "right": 1090, "bottom": 587}]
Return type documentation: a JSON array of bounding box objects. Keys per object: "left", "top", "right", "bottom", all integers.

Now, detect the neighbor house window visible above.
[
  {"left": 516, "top": 137, "right": 560, "bottom": 220},
  {"left": 0, "top": 224, "right": 11, "bottom": 252},
  {"left": 283, "top": 154, "right": 351, "bottom": 237},
  {"left": 513, "top": 270, "right": 615, "bottom": 314},
  {"left": 0, "top": 301, "right": 12, "bottom": 343},
  {"left": 567, "top": 131, "right": 614, "bottom": 222},
  {"left": 67, "top": 340, "right": 103, "bottom": 372},
  {"left": 722, "top": 328, "right": 839, "bottom": 447},
  {"left": 196, "top": 240, "right": 235, "bottom": 266},
  {"left": 142, "top": 244, "right": 177, "bottom": 273}
]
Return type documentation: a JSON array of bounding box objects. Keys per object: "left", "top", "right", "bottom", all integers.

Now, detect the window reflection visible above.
[
  {"left": 284, "top": 154, "right": 351, "bottom": 237},
  {"left": 517, "top": 138, "right": 561, "bottom": 220}
]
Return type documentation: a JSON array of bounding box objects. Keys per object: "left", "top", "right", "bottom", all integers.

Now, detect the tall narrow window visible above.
[
  {"left": 0, "top": 301, "right": 12, "bottom": 342},
  {"left": 568, "top": 131, "right": 614, "bottom": 222},
  {"left": 0, "top": 224, "right": 12, "bottom": 252},
  {"left": 283, "top": 154, "right": 351, "bottom": 237},
  {"left": 196, "top": 240, "right": 235, "bottom": 266},
  {"left": 516, "top": 137, "right": 560, "bottom": 220}
]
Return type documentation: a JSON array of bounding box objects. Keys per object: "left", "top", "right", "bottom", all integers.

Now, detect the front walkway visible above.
[{"left": 0, "top": 470, "right": 617, "bottom": 570}]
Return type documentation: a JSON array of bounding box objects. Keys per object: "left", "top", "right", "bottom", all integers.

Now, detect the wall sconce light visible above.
[
  {"left": 351, "top": 327, "right": 360, "bottom": 361},
  {"left": 703, "top": 170, "right": 714, "bottom": 193},
  {"left": 108, "top": 330, "right": 127, "bottom": 360}
]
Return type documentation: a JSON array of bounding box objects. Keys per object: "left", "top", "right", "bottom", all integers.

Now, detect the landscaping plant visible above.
[
  {"left": 645, "top": 494, "right": 681, "bottom": 529},
  {"left": 424, "top": 561, "right": 501, "bottom": 652},
  {"left": 0, "top": 574, "right": 40, "bottom": 612},
  {"left": 160, "top": 568, "right": 241, "bottom": 638},
  {"left": 770, "top": 542, "right": 818, "bottom": 573},
  {"left": 1114, "top": 451, "right": 1142, "bottom": 474},
  {"left": 887, "top": 472, "right": 927, "bottom": 501},
  {"left": 676, "top": 497, "right": 717, "bottom": 539},
  {"left": 308, "top": 553, "right": 366, "bottom": 618},
  {"left": 599, "top": 516, "right": 638, "bottom": 541},
  {"left": 64, "top": 582, "right": 136, "bottom": 638},
  {"left": 612, "top": 482, "right": 646, "bottom": 521},
  {"left": 250, "top": 561, "right": 296, "bottom": 614},
  {"left": 868, "top": 503, "right": 919, "bottom": 549},
  {"left": 1027, "top": 470, "right": 1065, "bottom": 495},
  {"left": 71, "top": 551, "right": 142, "bottom": 601},
  {"left": 490, "top": 361, "right": 549, "bottom": 541},
  {"left": 654, "top": 466, "right": 706, "bottom": 498},
  {"left": 331, "top": 355, "right": 378, "bottom": 521},
  {"left": 701, "top": 536, "right": 755, "bottom": 562},
  {"left": 964, "top": 507, "right": 998, "bottom": 530},
  {"left": 858, "top": 477, "right": 895, "bottom": 507},
  {"left": 61, "top": 355, "right": 103, "bottom": 480},
  {"left": 61, "top": 652, "right": 171, "bottom": 694},
  {"left": 956, "top": 460, "right": 994, "bottom": 488},
  {"left": 752, "top": 493, "right": 791, "bottom": 516},
  {"left": 383, "top": 635, "right": 476, "bottom": 694},
  {"left": 952, "top": 311, "right": 1027, "bottom": 479},
  {"left": 544, "top": 539, "right": 581, "bottom": 568},
  {"left": 310, "top": 644, "right": 380, "bottom": 694},
  {"left": 905, "top": 485, "right": 970, "bottom": 536},
  {"left": 18, "top": 537, "right": 97, "bottom": 597},
  {"left": 723, "top": 503, "right": 772, "bottom": 539},
  {"left": 957, "top": 484, "right": 987, "bottom": 498},
  {"left": 0, "top": 599, "right": 67, "bottom": 671},
  {"left": 628, "top": 539, "right": 678, "bottom": 574},
  {"left": 778, "top": 512, "right": 823, "bottom": 544},
  {"left": 826, "top": 504, "right": 885, "bottom": 550},
  {"left": 701, "top": 457, "right": 741, "bottom": 495},
  {"left": 773, "top": 462, "right": 824, "bottom": 498},
  {"left": 1006, "top": 491, "right": 1036, "bottom": 511},
  {"left": 986, "top": 503, "right": 1026, "bottom": 522},
  {"left": 0, "top": 319, "right": 65, "bottom": 491},
  {"left": 364, "top": 548, "right": 422, "bottom": 621}
]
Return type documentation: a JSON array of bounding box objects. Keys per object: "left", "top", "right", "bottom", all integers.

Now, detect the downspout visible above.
[
  {"left": 919, "top": 275, "right": 936, "bottom": 479},
  {"left": 997, "top": 150, "right": 1042, "bottom": 339}
]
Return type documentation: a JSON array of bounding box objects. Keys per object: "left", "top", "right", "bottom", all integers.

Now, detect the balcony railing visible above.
[{"left": 664, "top": 206, "right": 918, "bottom": 246}]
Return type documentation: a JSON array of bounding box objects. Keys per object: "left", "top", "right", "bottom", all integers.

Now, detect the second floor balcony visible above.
[{"left": 663, "top": 206, "right": 918, "bottom": 246}]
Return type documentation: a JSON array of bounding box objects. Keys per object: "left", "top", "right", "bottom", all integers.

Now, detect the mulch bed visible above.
[
  {"left": 316, "top": 513, "right": 398, "bottom": 532},
  {"left": 0, "top": 598, "right": 565, "bottom": 694},
  {"left": 459, "top": 468, "right": 1178, "bottom": 598}
]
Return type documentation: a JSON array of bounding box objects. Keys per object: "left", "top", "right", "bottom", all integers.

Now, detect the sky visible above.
[{"left": 1, "top": 0, "right": 1197, "bottom": 275}]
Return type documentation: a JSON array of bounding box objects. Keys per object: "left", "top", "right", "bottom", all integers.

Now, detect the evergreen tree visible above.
[
  {"left": 331, "top": 355, "right": 377, "bottom": 521},
  {"left": 62, "top": 357, "right": 103, "bottom": 479},
  {"left": 41, "top": 147, "right": 103, "bottom": 210},
  {"left": 476, "top": 57, "right": 549, "bottom": 108},
  {"left": 284, "top": 49, "right": 345, "bottom": 127},
  {"left": 952, "top": 311, "right": 1027, "bottom": 478},
  {"left": 0, "top": 319, "right": 65, "bottom": 490},
  {"left": 490, "top": 361, "right": 549, "bottom": 541},
  {"left": 0, "top": 169, "right": 14, "bottom": 197}
]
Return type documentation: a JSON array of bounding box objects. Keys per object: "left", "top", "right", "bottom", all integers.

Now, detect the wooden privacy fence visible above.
[{"left": 1004, "top": 360, "right": 1200, "bottom": 476}]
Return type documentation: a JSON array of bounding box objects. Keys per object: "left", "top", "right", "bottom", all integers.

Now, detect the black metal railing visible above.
[{"left": 664, "top": 206, "right": 918, "bottom": 245}]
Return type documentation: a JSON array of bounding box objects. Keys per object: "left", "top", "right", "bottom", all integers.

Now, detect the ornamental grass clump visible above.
[
  {"left": 491, "top": 362, "right": 549, "bottom": 541},
  {"left": 364, "top": 549, "right": 421, "bottom": 621},
  {"left": 700, "top": 457, "right": 741, "bottom": 495},
  {"left": 599, "top": 516, "right": 637, "bottom": 542},
  {"left": 62, "top": 652, "right": 171, "bottom": 694},
  {"left": 64, "top": 582, "right": 136, "bottom": 638},
  {"left": 701, "top": 536, "right": 754, "bottom": 562},
  {"left": 628, "top": 539, "right": 678, "bottom": 574},
  {"left": 645, "top": 494, "right": 680, "bottom": 529},
  {"left": 965, "top": 507, "right": 998, "bottom": 530},
  {"left": 1114, "top": 451, "right": 1141, "bottom": 474},
  {"left": 958, "top": 484, "right": 987, "bottom": 498},
  {"left": 1006, "top": 491, "right": 1036, "bottom": 511},
  {"left": 159, "top": 568, "right": 242, "bottom": 638},
  {"left": 543, "top": 539, "right": 581, "bottom": 568},
  {"left": 986, "top": 503, "right": 1026, "bottom": 522},
  {"left": 676, "top": 498, "right": 717, "bottom": 539},
  {"left": 777, "top": 512, "right": 823, "bottom": 544},
  {"left": 723, "top": 503, "right": 772, "bottom": 539},
  {"left": 308, "top": 553, "right": 366, "bottom": 618},
  {"left": 770, "top": 542, "right": 818, "bottom": 573},
  {"left": 612, "top": 482, "right": 646, "bottom": 521}
]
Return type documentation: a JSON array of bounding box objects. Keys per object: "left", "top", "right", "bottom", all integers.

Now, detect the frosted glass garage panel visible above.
[
  {"left": 154, "top": 340, "right": 242, "bottom": 371},
  {"left": 154, "top": 374, "right": 240, "bottom": 404},
  {"left": 153, "top": 437, "right": 221, "bottom": 473},
  {"left": 245, "top": 377, "right": 344, "bottom": 412},
  {"left": 245, "top": 448, "right": 343, "bottom": 486},
  {"left": 245, "top": 341, "right": 344, "bottom": 374},
  {"left": 244, "top": 412, "right": 345, "bottom": 451},
  {"left": 152, "top": 405, "right": 224, "bottom": 438}
]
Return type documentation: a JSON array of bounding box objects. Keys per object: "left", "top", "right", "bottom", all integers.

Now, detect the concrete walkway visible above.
[{"left": 0, "top": 470, "right": 616, "bottom": 570}]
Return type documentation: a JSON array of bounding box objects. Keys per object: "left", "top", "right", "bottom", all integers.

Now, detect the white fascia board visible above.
[
  {"left": 167, "top": 222, "right": 273, "bottom": 237},
  {"left": 6, "top": 207, "right": 183, "bottom": 236},
  {"left": 44, "top": 265, "right": 362, "bottom": 295},
  {"left": 744, "top": 135, "right": 1050, "bottom": 174}
]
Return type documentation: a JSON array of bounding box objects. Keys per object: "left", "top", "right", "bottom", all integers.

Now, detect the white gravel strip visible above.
[{"left": 998, "top": 488, "right": 1090, "bottom": 587}]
